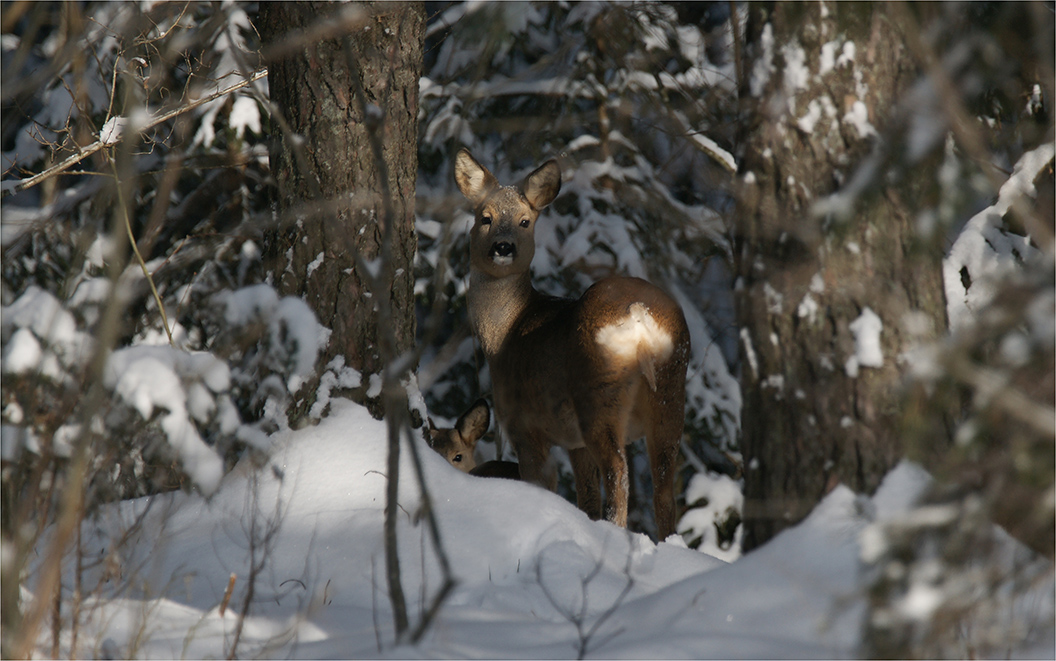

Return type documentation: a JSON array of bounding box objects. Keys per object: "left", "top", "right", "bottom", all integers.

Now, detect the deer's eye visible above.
[
  {"left": 480, "top": 215, "right": 492, "bottom": 226},
  {"left": 519, "top": 218, "right": 530, "bottom": 228},
  {"left": 453, "top": 454, "right": 463, "bottom": 463}
]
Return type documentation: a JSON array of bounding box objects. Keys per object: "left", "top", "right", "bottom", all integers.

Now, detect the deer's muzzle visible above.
[{"left": 490, "top": 241, "right": 516, "bottom": 264}]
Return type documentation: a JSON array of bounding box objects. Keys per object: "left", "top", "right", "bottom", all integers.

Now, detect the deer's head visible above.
[
  {"left": 454, "top": 148, "right": 561, "bottom": 280},
  {"left": 427, "top": 399, "right": 491, "bottom": 473}
]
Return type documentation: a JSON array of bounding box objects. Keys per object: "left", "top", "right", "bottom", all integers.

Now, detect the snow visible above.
[
  {"left": 845, "top": 307, "right": 883, "bottom": 378},
  {"left": 781, "top": 43, "right": 810, "bottom": 94},
  {"left": 810, "top": 272, "right": 825, "bottom": 293},
  {"left": 228, "top": 96, "right": 261, "bottom": 138},
  {"left": 678, "top": 471, "right": 744, "bottom": 563},
  {"left": 739, "top": 327, "right": 759, "bottom": 380},
  {"left": 797, "top": 99, "right": 823, "bottom": 134},
  {"left": 2, "top": 328, "right": 43, "bottom": 375},
  {"left": 24, "top": 399, "right": 1039, "bottom": 654},
  {"left": 306, "top": 251, "right": 325, "bottom": 278},
  {"left": 749, "top": 24, "right": 775, "bottom": 97},
  {"left": 686, "top": 130, "right": 736, "bottom": 173},
  {"left": 837, "top": 42, "right": 855, "bottom": 68},
  {"left": 104, "top": 346, "right": 231, "bottom": 494},
  {"left": 41, "top": 418, "right": 1049, "bottom": 659},
  {"left": 842, "top": 101, "right": 877, "bottom": 139},
  {"left": 310, "top": 355, "right": 364, "bottom": 419},
  {"left": 944, "top": 143, "right": 1053, "bottom": 333},
  {"left": 819, "top": 41, "right": 839, "bottom": 77},
  {"left": 217, "top": 284, "right": 332, "bottom": 393},
  {"left": 763, "top": 282, "right": 783, "bottom": 314},
  {"left": 1, "top": 285, "right": 94, "bottom": 376},
  {"left": 797, "top": 292, "right": 819, "bottom": 325},
  {"left": 3, "top": 285, "right": 79, "bottom": 350},
  {"left": 99, "top": 116, "right": 127, "bottom": 145}
]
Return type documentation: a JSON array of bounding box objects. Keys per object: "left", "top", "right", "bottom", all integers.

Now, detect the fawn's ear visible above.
[
  {"left": 522, "top": 159, "right": 561, "bottom": 210},
  {"left": 456, "top": 399, "right": 491, "bottom": 445},
  {"left": 454, "top": 149, "right": 498, "bottom": 205}
]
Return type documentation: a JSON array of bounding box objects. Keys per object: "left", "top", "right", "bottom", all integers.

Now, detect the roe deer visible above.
[
  {"left": 427, "top": 399, "right": 490, "bottom": 472},
  {"left": 454, "top": 148, "right": 690, "bottom": 539},
  {"left": 427, "top": 399, "right": 522, "bottom": 479}
]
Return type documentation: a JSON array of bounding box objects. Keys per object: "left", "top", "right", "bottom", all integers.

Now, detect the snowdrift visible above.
[{"left": 38, "top": 399, "right": 1053, "bottom": 659}]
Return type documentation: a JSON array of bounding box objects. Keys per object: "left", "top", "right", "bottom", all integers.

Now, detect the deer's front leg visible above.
[{"left": 569, "top": 447, "right": 602, "bottom": 520}]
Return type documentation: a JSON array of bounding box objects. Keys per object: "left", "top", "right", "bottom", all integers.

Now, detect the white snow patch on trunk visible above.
[
  {"left": 750, "top": 23, "right": 775, "bottom": 97},
  {"left": 845, "top": 307, "right": 884, "bottom": 377},
  {"left": 740, "top": 327, "right": 759, "bottom": 380},
  {"left": 306, "top": 251, "right": 325, "bottom": 278},
  {"left": 843, "top": 101, "right": 877, "bottom": 138}
]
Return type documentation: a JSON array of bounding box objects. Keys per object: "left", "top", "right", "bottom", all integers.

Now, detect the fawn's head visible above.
[
  {"left": 427, "top": 399, "right": 491, "bottom": 473},
  {"left": 454, "top": 149, "right": 561, "bottom": 279}
]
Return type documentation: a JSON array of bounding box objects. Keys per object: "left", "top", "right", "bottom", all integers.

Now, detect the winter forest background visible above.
[{"left": 1, "top": 2, "right": 1053, "bottom": 658}]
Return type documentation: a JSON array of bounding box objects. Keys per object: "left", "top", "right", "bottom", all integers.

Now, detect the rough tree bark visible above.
[
  {"left": 258, "top": 2, "right": 424, "bottom": 421},
  {"left": 735, "top": 3, "right": 952, "bottom": 550}
]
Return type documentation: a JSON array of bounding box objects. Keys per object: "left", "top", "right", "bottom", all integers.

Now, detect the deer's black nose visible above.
[{"left": 491, "top": 242, "right": 516, "bottom": 258}]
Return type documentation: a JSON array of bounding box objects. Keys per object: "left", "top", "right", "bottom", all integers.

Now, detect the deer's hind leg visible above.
[
  {"left": 574, "top": 383, "right": 635, "bottom": 529},
  {"left": 508, "top": 425, "right": 556, "bottom": 492},
  {"left": 646, "top": 362, "right": 687, "bottom": 540}
]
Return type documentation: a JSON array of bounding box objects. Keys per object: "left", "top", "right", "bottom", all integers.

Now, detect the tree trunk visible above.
[
  {"left": 258, "top": 2, "right": 424, "bottom": 421},
  {"left": 735, "top": 3, "right": 951, "bottom": 550}
]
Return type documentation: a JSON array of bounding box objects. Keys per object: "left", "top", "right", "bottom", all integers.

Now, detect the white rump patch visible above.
[{"left": 595, "top": 303, "right": 674, "bottom": 363}]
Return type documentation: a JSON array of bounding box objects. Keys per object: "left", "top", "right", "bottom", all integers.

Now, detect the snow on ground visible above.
[{"left": 37, "top": 399, "right": 1054, "bottom": 659}]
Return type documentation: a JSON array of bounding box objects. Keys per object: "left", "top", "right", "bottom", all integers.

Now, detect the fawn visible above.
[{"left": 427, "top": 399, "right": 521, "bottom": 480}]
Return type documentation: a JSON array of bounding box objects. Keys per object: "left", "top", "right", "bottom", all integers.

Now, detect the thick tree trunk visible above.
[
  {"left": 735, "top": 3, "right": 951, "bottom": 550},
  {"left": 258, "top": 2, "right": 424, "bottom": 420}
]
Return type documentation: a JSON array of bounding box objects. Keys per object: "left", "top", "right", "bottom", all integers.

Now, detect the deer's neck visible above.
[{"left": 468, "top": 270, "right": 535, "bottom": 358}]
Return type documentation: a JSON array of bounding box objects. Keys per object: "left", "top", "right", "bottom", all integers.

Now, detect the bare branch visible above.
[
  {"left": 108, "top": 150, "right": 174, "bottom": 346},
  {"left": 2, "top": 69, "right": 267, "bottom": 199}
]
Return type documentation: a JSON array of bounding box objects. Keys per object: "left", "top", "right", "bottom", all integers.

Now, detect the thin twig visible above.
[
  {"left": 405, "top": 423, "right": 457, "bottom": 644},
  {"left": 219, "top": 573, "right": 237, "bottom": 617},
  {"left": 3, "top": 69, "right": 267, "bottom": 199},
  {"left": 371, "top": 555, "right": 383, "bottom": 653},
  {"left": 108, "top": 150, "right": 174, "bottom": 346},
  {"left": 340, "top": 29, "right": 412, "bottom": 641}
]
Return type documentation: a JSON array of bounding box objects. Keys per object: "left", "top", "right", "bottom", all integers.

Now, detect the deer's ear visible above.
[
  {"left": 455, "top": 149, "right": 498, "bottom": 204},
  {"left": 456, "top": 399, "right": 490, "bottom": 444},
  {"left": 523, "top": 159, "right": 561, "bottom": 210}
]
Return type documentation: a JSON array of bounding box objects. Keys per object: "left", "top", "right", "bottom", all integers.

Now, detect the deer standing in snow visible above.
[{"left": 454, "top": 148, "right": 690, "bottom": 538}]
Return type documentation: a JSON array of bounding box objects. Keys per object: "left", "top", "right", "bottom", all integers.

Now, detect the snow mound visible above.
[{"left": 41, "top": 403, "right": 1052, "bottom": 659}]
